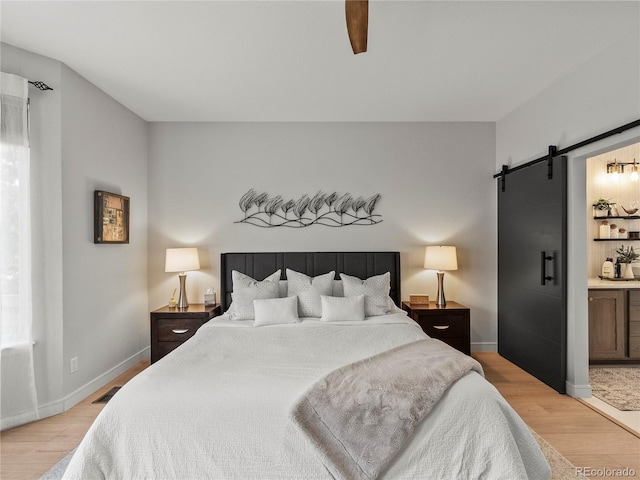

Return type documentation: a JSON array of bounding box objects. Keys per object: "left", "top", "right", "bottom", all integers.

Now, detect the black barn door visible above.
[{"left": 498, "top": 155, "right": 567, "bottom": 393}]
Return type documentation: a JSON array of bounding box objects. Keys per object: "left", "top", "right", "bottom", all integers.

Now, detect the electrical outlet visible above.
[{"left": 70, "top": 357, "right": 79, "bottom": 374}]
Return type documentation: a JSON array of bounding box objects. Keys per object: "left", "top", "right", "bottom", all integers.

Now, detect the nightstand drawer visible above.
[
  {"left": 412, "top": 313, "right": 465, "bottom": 338},
  {"left": 155, "top": 341, "right": 184, "bottom": 359},
  {"left": 438, "top": 337, "right": 467, "bottom": 352},
  {"left": 157, "top": 318, "right": 202, "bottom": 342},
  {"left": 150, "top": 304, "right": 222, "bottom": 364},
  {"left": 402, "top": 301, "right": 471, "bottom": 355}
]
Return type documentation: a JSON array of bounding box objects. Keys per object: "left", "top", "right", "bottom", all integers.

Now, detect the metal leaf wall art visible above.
[{"left": 235, "top": 189, "right": 382, "bottom": 228}]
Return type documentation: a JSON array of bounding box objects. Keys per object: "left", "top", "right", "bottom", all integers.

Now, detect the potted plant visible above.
[
  {"left": 616, "top": 244, "right": 639, "bottom": 279},
  {"left": 592, "top": 198, "right": 615, "bottom": 217}
]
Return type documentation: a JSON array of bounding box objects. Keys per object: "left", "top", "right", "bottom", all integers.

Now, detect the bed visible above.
[{"left": 64, "top": 251, "right": 550, "bottom": 479}]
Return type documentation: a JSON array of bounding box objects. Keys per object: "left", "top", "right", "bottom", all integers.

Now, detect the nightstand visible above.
[
  {"left": 150, "top": 303, "right": 221, "bottom": 363},
  {"left": 401, "top": 301, "right": 471, "bottom": 355}
]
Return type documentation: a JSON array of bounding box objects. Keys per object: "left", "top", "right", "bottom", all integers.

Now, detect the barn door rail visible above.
[{"left": 494, "top": 118, "right": 640, "bottom": 192}]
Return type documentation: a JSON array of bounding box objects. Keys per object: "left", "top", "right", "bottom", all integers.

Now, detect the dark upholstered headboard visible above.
[{"left": 220, "top": 252, "right": 401, "bottom": 311}]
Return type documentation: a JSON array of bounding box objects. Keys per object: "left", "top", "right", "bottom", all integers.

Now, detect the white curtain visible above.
[{"left": 0, "top": 72, "right": 39, "bottom": 430}]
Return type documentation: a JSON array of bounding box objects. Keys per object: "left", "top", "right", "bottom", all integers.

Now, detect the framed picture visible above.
[{"left": 94, "top": 190, "right": 130, "bottom": 244}]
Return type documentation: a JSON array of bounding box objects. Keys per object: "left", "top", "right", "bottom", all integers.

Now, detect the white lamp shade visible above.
[
  {"left": 424, "top": 246, "right": 458, "bottom": 271},
  {"left": 165, "top": 247, "right": 200, "bottom": 273}
]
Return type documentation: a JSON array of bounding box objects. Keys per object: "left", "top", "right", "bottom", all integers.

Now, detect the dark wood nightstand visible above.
[
  {"left": 150, "top": 303, "right": 221, "bottom": 363},
  {"left": 402, "top": 301, "right": 471, "bottom": 355}
]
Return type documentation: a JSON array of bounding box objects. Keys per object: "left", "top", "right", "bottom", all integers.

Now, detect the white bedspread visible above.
[{"left": 65, "top": 313, "right": 550, "bottom": 480}]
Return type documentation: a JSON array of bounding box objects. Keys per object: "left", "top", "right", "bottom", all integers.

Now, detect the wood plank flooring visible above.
[
  {"left": 1, "top": 353, "right": 639, "bottom": 479},
  {"left": 0, "top": 361, "right": 148, "bottom": 479},
  {"left": 475, "top": 352, "right": 640, "bottom": 479}
]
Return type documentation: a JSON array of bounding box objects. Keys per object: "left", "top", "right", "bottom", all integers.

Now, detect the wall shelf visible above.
[
  {"left": 594, "top": 216, "right": 640, "bottom": 220},
  {"left": 593, "top": 238, "right": 640, "bottom": 242}
]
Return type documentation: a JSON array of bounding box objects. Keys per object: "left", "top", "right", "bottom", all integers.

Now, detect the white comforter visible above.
[{"left": 65, "top": 313, "right": 550, "bottom": 480}]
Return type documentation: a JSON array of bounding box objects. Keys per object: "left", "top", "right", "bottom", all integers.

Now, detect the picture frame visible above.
[
  {"left": 94, "top": 190, "right": 130, "bottom": 244},
  {"left": 409, "top": 294, "right": 430, "bottom": 305}
]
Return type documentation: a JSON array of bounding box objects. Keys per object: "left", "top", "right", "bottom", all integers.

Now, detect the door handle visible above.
[{"left": 541, "top": 251, "right": 554, "bottom": 285}]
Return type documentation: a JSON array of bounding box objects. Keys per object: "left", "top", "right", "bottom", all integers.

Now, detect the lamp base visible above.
[
  {"left": 435, "top": 271, "right": 446, "bottom": 306},
  {"left": 177, "top": 272, "right": 189, "bottom": 309}
]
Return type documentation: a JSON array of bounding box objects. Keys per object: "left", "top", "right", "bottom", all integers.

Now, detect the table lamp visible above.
[
  {"left": 165, "top": 247, "right": 200, "bottom": 308},
  {"left": 424, "top": 246, "right": 458, "bottom": 306}
]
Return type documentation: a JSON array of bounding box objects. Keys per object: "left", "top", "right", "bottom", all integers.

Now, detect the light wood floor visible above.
[
  {"left": 476, "top": 352, "right": 640, "bottom": 479},
  {"left": 0, "top": 361, "right": 148, "bottom": 480},
  {"left": 1, "top": 353, "right": 639, "bottom": 479}
]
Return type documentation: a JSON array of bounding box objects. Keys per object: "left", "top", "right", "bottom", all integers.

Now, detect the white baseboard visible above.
[
  {"left": 471, "top": 342, "right": 497, "bottom": 352},
  {"left": 37, "top": 347, "right": 150, "bottom": 420},
  {"left": 565, "top": 381, "right": 592, "bottom": 399}
]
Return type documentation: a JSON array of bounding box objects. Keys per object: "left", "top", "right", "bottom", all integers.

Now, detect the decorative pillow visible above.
[
  {"left": 339, "top": 272, "right": 391, "bottom": 317},
  {"left": 320, "top": 295, "right": 365, "bottom": 322},
  {"left": 227, "top": 270, "right": 281, "bottom": 320},
  {"left": 278, "top": 280, "right": 287, "bottom": 298},
  {"left": 332, "top": 280, "right": 344, "bottom": 297},
  {"left": 253, "top": 296, "right": 300, "bottom": 326},
  {"left": 232, "top": 269, "right": 281, "bottom": 290},
  {"left": 286, "top": 269, "right": 335, "bottom": 317}
]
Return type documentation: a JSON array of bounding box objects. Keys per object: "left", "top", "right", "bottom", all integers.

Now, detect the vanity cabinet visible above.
[
  {"left": 588, "top": 288, "right": 640, "bottom": 362},
  {"left": 627, "top": 291, "right": 640, "bottom": 359},
  {"left": 588, "top": 290, "right": 625, "bottom": 360}
]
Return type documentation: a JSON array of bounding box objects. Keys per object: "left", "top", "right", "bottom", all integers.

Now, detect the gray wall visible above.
[
  {"left": 148, "top": 122, "right": 498, "bottom": 350},
  {"left": 496, "top": 28, "right": 640, "bottom": 396},
  {"left": 60, "top": 65, "right": 149, "bottom": 400},
  {"left": 1, "top": 43, "right": 149, "bottom": 415}
]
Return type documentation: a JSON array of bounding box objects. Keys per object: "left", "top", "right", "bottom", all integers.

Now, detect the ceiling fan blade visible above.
[{"left": 345, "top": 0, "right": 368, "bottom": 54}]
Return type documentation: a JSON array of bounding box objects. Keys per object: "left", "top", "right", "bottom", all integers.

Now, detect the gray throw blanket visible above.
[{"left": 290, "top": 338, "right": 484, "bottom": 480}]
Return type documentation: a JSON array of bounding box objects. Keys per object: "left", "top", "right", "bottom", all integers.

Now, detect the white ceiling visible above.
[{"left": 1, "top": 1, "right": 638, "bottom": 122}]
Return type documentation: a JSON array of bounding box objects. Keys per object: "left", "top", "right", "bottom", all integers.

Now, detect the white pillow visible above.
[
  {"left": 332, "top": 280, "right": 344, "bottom": 297},
  {"left": 339, "top": 272, "right": 391, "bottom": 317},
  {"left": 253, "top": 296, "right": 300, "bottom": 326},
  {"left": 320, "top": 295, "right": 365, "bottom": 322},
  {"left": 278, "top": 280, "right": 288, "bottom": 298},
  {"left": 286, "top": 269, "right": 335, "bottom": 317},
  {"left": 232, "top": 269, "right": 281, "bottom": 290},
  {"left": 228, "top": 270, "right": 281, "bottom": 320}
]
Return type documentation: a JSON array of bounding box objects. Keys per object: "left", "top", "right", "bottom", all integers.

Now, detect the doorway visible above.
[{"left": 583, "top": 141, "right": 640, "bottom": 435}]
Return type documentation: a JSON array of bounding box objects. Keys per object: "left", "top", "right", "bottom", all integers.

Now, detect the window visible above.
[{"left": 1, "top": 72, "right": 38, "bottom": 430}]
